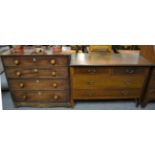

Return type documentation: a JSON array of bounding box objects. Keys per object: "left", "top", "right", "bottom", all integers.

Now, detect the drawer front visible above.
[
  {"left": 73, "top": 89, "right": 141, "bottom": 99},
  {"left": 9, "top": 79, "right": 69, "bottom": 90},
  {"left": 5, "top": 67, "right": 68, "bottom": 79},
  {"left": 12, "top": 91, "right": 69, "bottom": 102},
  {"left": 73, "top": 67, "right": 110, "bottom": 75},
  {"left": 111, "top": 67, "right": 148, "bottom": 76},
  {"left": 73, "top": 67, "right": 148, "bottom": 76},
  {"left": 2, "top": 56, "right": 69, "bottom": 67},
  {"left": 73, "top": 76, "right": 145, "bottom": 89}
]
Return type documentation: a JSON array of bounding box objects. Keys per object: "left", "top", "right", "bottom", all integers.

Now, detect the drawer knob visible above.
[
  {"left": 14, "top": 60, "right": 20, "bottom": 65},
  {"left": 53, "top": 95, "right": 58, "bottom": 100},
  {"left": 50, "top": 59, "right": 56, "bottom": 65},
  {"left": 23, "top": 95, "right": 27, "bottom": 100},
  {"left": 38, "top": 92, "right": 42, "bottom": 95},
  {"left": 16, "top": 71, "right": 22, "bottom": 77},
  {"left": 33, "top": 57, "right": 37, "bottom": 62},
  {"left": 53, "top": 83, "right": 57, "bottom": 88},
  {"left": 19, "top": 83, "right": 24, "bottom": 88},
  {"left": 34, "top": 69, "right": 38, "bottom": 73},
  {"left": 52, "top": 71, "right": 56, "bottom": 76}
]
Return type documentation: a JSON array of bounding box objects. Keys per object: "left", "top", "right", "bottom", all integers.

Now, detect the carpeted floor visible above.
[{"left": 2, "top": 91, "right": 155, "bottom": 110}]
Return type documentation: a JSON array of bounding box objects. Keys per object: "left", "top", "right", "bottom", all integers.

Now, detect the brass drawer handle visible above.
[
  {"left": 50, "top": 59, "right": 56, "bottom": 65},
  {"left": 19, "top": 83, "right": 24, "bottom": 88},
  {"left": 53, "top": 83, "right": 57, "bottom": 88},
  {"left": 87, "top": 92, "right": 94, "bottom": 96},
  {"left": 126, "top": 69, "right": 135, "bottom": 74},
  {"left": 87, "top": 81, "right": 95, "bottom": 85},
  {"left": 87, "top": 68, "right": 96, "bottom": 73},
  {"left": 16, "top": 71, "right": 22, "bottom": 77},
  {"left": 52, "top": 71, "right": 56, "bottom": 76},
  {"left": 121, "top": 90, "right": 128, "bottom": 96},
  {"left": 14, "top": 60, "right": 20, "bottom": 65},
  {"left": 53, "top": 95, "right": 59, "bottom": 100},
  {"left": 123, "top": 80, "right": 131, "bottom": 85}
]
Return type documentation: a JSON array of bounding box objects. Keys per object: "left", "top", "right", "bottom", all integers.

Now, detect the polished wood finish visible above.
[
  {"left": 9, "top": 79, "right": 69, "bottom": 90},
  {"left": 12, "top": 91, "right": 69, "bottom": 103},
  {"left": 70, "top": 52, "right": 151, "bottom": 66},
  {"left": 73, "top": 67, "right": 148, "bottom": 90},
  {"left": 2, "top": 56, "right": 69, "bottom": 67},
  {"left": 71, "top": 67, "right": 149, "bottom": 101},
  {"left": 1, "top": 50, "right": 153, "bottom": 108},
  {"left": 139, "top": 45, "right": 155, "bottom": 63},
  {"left": 73, "top": 89, "right": 141, "bottom": 99},
  {"left": 70, "top": 52, "right": 151, "bottom": 106},
  {"left": 1, "top": 54, "right": 71, "bottom": 107},
  {"left": 5, "top": 67, "right": 68, "bottom": 78}
]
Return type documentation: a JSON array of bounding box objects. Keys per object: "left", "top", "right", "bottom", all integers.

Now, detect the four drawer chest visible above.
[
  {"left": 1, "top": 50, "right": 154, "bottom": 108},
  {"left": 1, "top": 50, "right": 71, "bottom": 107}
]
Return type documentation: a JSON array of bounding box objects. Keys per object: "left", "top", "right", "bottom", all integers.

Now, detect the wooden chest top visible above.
[{"left": 70, "top": 52, "right": 152, "bottom": 66}]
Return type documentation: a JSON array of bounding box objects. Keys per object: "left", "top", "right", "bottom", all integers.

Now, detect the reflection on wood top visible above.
[{"left": 70, "top": 52, "right": 152, "bottom": 66}]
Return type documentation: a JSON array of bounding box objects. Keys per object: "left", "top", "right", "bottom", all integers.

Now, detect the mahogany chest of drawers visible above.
[{"left": 1, "top": 54, "right": 71, "bottom": 107}]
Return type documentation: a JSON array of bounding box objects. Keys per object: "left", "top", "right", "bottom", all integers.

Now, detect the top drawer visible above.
[
  {"left": 2, "top": 56, "right": 70, "bottom": 67},
  {"left": 73, "top": 66, "right": 148, "bottom": 76}
]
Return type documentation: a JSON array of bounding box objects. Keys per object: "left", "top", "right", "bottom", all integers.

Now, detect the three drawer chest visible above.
[{"left": 70, "top": 53, "right": 151, "bottom": 106}]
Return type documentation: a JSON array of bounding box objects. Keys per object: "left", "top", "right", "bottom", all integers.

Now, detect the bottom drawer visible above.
[
  {"left": 73, "top": 89, "right": 141, "bottom": 99},
  {"left": 12, "top": 91, "right": 69, "bottom": 103}
]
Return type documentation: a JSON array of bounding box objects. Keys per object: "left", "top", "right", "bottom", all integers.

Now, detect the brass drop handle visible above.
[
  {"left": 88, "top": 92, "right": 93, "bottom": 96},
  {"left": 14, "top": 60, "right": 20, "bottom": 65},
  {"left": 126, "top": 69, "right": 135, "bottom": 74},
  {"left": 87, "top": 81, "right": 95, "bottom": 85},
  {"left": 53, "top": 83, "right": 57, "bottom": 88},
  {"left": 87, "top": 68, "right": 96, "bottom": 73},
  {"left": 23, "top": 95, "right": 27, "bottom": 100},
  {"left": 123, "top": 80, "right": 131, "bottom": 85},
  {"left": 19, "top": 83, "right": 24, "bottom": 88},
  {"left": 50, "top": 59, "right": 56, "bottom": 65},
  {"left": 53, "top": 95, "right": 58, "bottom": 100},
  {"left": 52, "top": 71, "right": 56, "bottom": 76},
  {"left": 121, "top": 90, "right": 128, "bottom": 96},
  {"left": 16, "top": 71, "right": 22, "bottom": 77}
]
